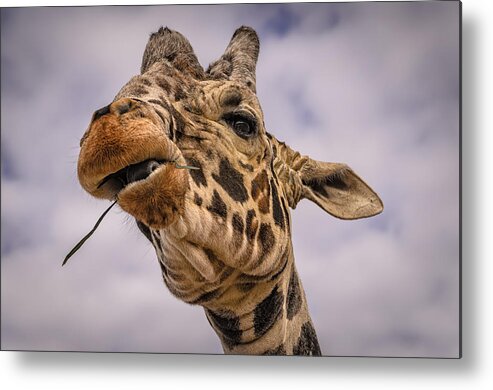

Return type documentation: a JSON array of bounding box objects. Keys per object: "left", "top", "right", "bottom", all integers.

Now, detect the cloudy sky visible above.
[{"left": 1, "top": 1, "right": 460, "bottom": 357}]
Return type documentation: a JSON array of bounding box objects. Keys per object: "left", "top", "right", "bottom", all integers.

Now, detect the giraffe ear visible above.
[
  {"left": 141, "top": 27, "right": 205, "bottom": 79},
  {"left": 269, "top": 134, "right": 383, "bottom": 220},
  {"left": 298, "top": 160, "right": 383, "bottom": 220},
  {"left": 207, "top": 26, "right": 259, "bottom": 92}
]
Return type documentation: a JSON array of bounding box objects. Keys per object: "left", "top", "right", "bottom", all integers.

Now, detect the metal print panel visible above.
[{"left": 0, "top": 1, "right": 460, "bottom": 357}]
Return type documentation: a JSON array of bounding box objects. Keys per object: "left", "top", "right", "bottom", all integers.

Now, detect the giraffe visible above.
[{"left": 77, "top": 26, "right": 383, "bottom": 356}]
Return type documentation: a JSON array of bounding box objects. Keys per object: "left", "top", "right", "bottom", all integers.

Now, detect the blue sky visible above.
[{"left": 1, "top": 2, "right": 460, "bottom": 356}]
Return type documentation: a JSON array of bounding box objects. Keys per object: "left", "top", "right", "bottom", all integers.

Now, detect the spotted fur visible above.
[{"left": 77, "top": 26, "right": 383, "bottom": 356}]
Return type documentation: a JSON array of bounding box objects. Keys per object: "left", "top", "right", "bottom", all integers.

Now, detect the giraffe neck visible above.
[
  {"left": 203, "top": 246, "right": 321, "bottom": 356},
  {"left": 146, "top": 210, "right": 321, "bottom": 355}
]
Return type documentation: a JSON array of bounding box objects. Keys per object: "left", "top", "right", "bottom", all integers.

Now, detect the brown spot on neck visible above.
[
  {"left": 251, "top": 170, "right": 270, "bottom": 214},
  {"left": 212, "top": 159, "right": 248, "bottom": 203},
  {"left": 207, "top": 190, "right": 227, "bottom": 220},
  {"left": 245, "top": 209, "right": 258, "bottom": 240},
  {"left": 270, "top": 179, "right": 285, "bottom": 230}
]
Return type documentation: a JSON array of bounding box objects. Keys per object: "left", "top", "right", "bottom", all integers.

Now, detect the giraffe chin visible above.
[{"left": 117, "top": 162, "right": 189, "bottom": 230}]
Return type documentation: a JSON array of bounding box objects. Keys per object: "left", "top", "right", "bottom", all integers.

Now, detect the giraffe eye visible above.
[
  {"left": 234, "top": 120, "right": 251, "bottom": 135},
  {"left": 223, "top": 113, "right": 257, "bottom": 139}
]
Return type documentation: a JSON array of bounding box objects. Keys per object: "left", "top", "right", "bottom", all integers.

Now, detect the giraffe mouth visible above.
[{"left": 97, "top": 159, "right": 169, "bottom": 198}]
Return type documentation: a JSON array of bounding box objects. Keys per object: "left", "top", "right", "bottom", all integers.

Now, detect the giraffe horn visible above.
[
  {"left": 207, "top": 26, "right": 260, "bottom": 92},
  {"left": 140, "top": 26, "right": 205, "bottom": 80}
]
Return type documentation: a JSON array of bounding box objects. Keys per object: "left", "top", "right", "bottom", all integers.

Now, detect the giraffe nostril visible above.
[
  {"left": 93, "top": 104, "right": 111, "bottom": 121},
  {"left": 115, "top": 101, "right": 132, "bottom": 115}
]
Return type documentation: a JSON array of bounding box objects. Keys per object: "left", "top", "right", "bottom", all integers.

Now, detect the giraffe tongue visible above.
[
  {"left": 125, "top": 159, "right": 162, "bottom": 184},
  {"left": 97, "top": 159, "right": 165, "bottom": 196}
]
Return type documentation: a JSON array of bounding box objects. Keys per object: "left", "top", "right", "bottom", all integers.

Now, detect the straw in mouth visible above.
[{"left": 62, "top": 162, "right": 199, "bottom": 266}]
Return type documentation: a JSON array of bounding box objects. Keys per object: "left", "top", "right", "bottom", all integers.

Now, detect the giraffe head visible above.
[{"left": 77, "top": 26, "right": 383, "bottom": 303}]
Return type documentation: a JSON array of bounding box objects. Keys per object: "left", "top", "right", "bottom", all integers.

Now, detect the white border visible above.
[{"left": 2, "top": 0, "right": 491, "bottom": 389}]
